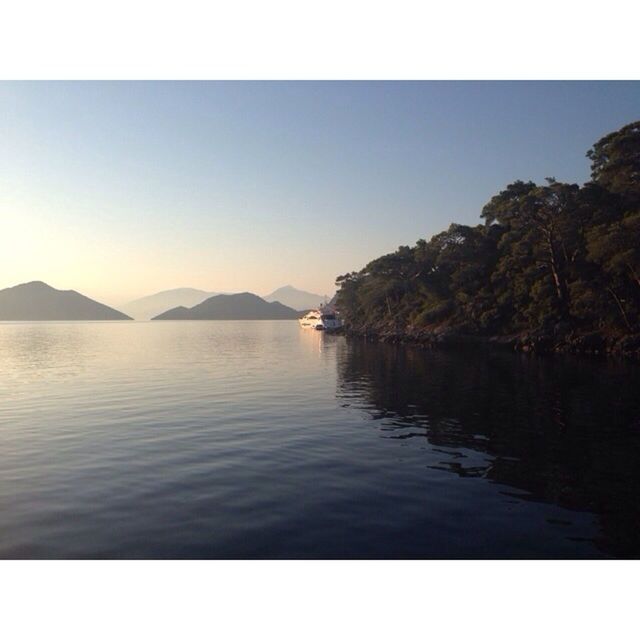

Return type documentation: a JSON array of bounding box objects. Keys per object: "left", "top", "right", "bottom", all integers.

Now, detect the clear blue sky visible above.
[{"left": 1, "top": 81, "right": 639, "bottom": 304}]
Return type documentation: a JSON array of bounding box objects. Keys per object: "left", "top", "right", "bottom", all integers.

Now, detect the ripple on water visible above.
[{"left": 1, "top": 321, "right": 639, "bottom": 558}]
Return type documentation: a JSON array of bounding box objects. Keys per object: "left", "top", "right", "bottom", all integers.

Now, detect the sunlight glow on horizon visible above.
[{"left": 2, "top": 81, "right": 640, "bottom": 306}]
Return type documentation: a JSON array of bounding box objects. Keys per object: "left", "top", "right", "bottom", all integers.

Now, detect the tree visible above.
[
  {"left": 482, "top": 179, "right": 582, "bottom": 325},
  {"left": 584, "top": 122, "right": 640, "bottom": 330},
  {"left": 587, "top": 120, "right": 640, "bottom": 209},
  {"left": 335, "top": 120, "right": 640, "bottom": 340}
]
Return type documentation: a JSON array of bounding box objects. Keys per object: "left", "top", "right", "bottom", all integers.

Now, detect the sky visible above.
[{"left": 1, "top": 81, "right": 639, "bottom": 306}]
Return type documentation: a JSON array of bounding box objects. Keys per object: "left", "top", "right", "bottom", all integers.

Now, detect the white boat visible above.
[{"left": 299, "top": 305, "right": 342, "bottom": 331}]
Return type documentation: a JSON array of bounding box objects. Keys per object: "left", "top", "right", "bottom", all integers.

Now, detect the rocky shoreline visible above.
[{"left": 342, "top": 324, "right": 640, "bottom": 358}]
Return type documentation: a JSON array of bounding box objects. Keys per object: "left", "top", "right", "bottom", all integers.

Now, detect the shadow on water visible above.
[{"left": 336, "top": 339, "right": 640, "bottom": 558}]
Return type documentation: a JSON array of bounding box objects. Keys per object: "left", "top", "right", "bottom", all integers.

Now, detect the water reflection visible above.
[
  {"left": 297, "top": 326, "right": 343, "bottom": 358},
  {"left": 2, "top": 321, "right": 639, "bottom": 558},
  {"left": 0, "top": 323, "right": 92, "bottom": 392},
  {"left": 336, "top": 340, "right": 640, "bottom": 558}
]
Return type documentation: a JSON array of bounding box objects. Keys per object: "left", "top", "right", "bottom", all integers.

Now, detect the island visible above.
[
  {"left": 263, "top": 285, "right": 327, "bottom": 311},
  {"left": 0, "top": 281, "right": 132, "bottom": 321},
  {"left": 152, "top": 292, "right": 300, "bottom": 320},
  {"left": 121, "top": 288, "right": 219, "bottom": 320}
]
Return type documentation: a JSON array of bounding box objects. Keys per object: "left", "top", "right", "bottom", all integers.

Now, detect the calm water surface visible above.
[{"left": 1, "top": 320, "right": 639, "bottom": 558}]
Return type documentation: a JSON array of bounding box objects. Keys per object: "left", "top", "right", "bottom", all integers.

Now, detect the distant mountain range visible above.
[
  {"left": 0, "top": 281, "right": 131, "bottom": 321},
  {"left": 123, "top": 284, "right": 327, "bottom": 318},
  {"left": 0, "top": 282, "right": 326, "bottom": 322},
  {"left": 152, "top": 292, "right": 300, "bottom": 320},
  {"left": 120, "top": 288, "right": 220, "bottom": 320},
  {"left": 263, "top": 285, "right": 327, "bottom": 311}
]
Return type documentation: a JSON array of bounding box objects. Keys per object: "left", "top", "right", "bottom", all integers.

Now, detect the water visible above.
[{"left": 1, "top": 320, "right": 639, "bottom": 559}]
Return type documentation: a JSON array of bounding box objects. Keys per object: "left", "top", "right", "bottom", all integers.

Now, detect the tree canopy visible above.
[{"left": 335, "top": 121, "right": 640, "bottom": 342}]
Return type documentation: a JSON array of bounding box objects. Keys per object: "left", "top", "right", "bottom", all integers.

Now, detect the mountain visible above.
[
  {"left": 152, "top": 292, "right": 300, "bottom": 320},
  {"left": 120, "top": 288, "right": 218, "bottom": 320},
  {"left": 0, "top": 281, "right": 131, "bottom": 321},
  {"left": 263, "top": 285, "right": 328, "bottom": 311}
]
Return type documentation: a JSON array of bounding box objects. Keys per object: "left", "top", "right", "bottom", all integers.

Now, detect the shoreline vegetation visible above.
[{"left": 335, "top": 121, "right": 640, "bottom": 358}]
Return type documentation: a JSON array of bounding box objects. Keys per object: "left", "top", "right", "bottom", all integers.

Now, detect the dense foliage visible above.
[{"left": 336, "top": 121, "right": 640, "bottom": 339}]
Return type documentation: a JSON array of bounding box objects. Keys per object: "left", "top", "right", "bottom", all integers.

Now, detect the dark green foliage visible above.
[
  {"left": 587, "top": 121, "right": 640, "bottom": 209},
  {"left": 336, "top": 121, "right": 640, "bottom": 337}
]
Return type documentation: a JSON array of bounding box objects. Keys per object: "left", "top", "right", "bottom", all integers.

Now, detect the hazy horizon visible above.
[
  {"left": 0, "top": 280, "right": 327, "bottom": 309},
  {"left": 2, "top": 81, "right": 640, "bottom": 306}
]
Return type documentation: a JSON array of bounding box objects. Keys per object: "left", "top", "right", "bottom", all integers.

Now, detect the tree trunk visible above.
[
  {"left": 546, "top": 234, "right": 570, "bottom": 316},
  {"left": 626, "top": 262, "right": 640, "bottom": 290},
  {"left": 607, "top": 287, "right": 632, "bottom": 331}
]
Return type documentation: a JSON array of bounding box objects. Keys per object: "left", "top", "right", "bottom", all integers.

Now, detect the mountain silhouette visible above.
[
  {"left": 0, "top": 281, "right": 131, "bottom": 321},
  {"left": 263, "top": 285, "right": 327, "bottom": 311},
  {"left": 152, "top": 292, "right": 300, "bottom": 320},
  {"left": 121, "top": 288, "right": 221, "bottom": 320}
]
